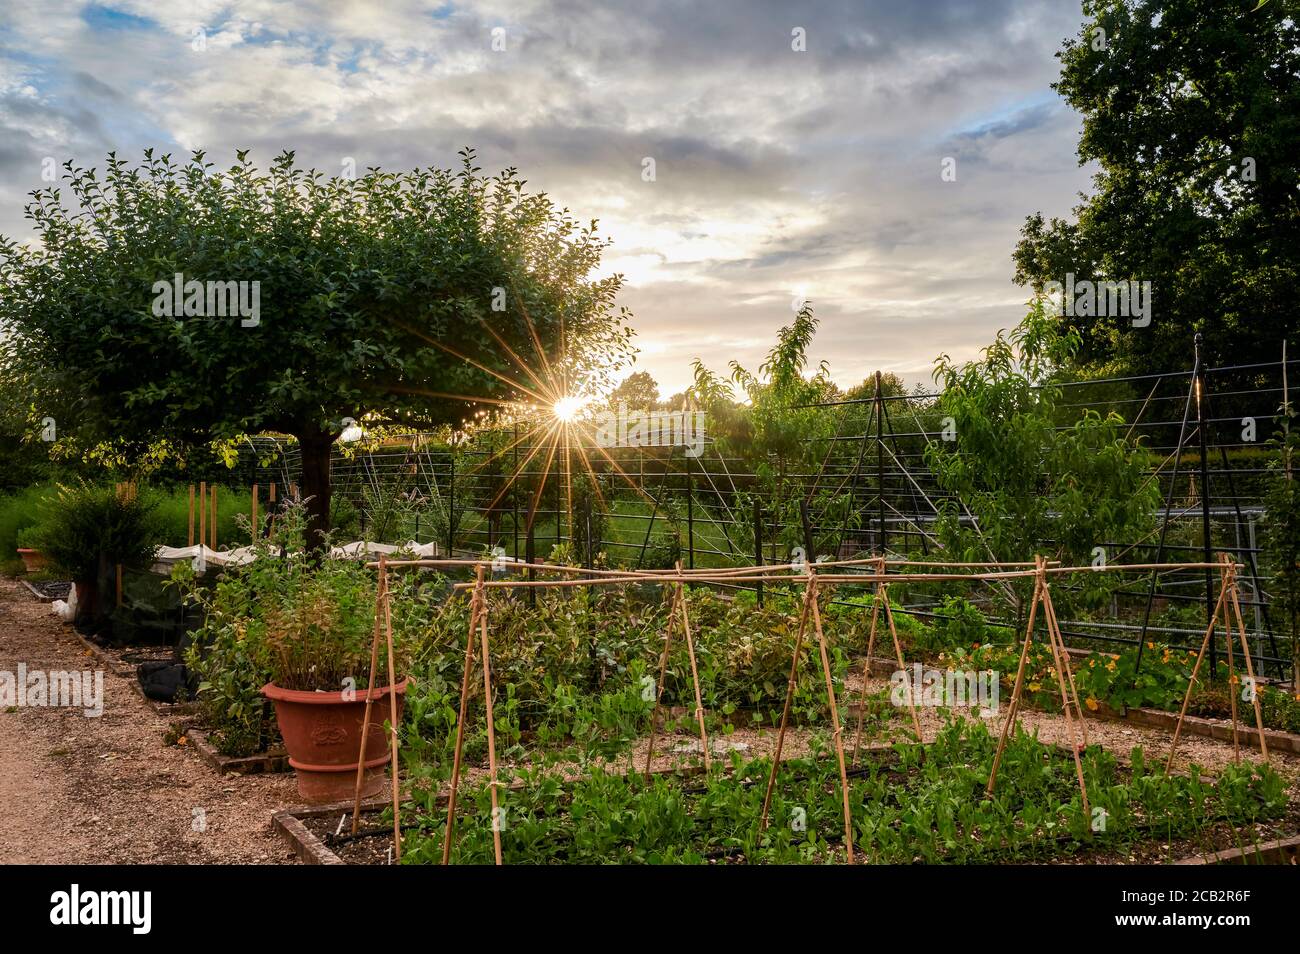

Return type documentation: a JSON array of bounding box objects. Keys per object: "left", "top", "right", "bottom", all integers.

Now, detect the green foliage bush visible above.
[
  {"left": 0, "top": 484, "right": 57, "bottom": 564},
  {"left": 179, "top": 501, "right": 406, "bottom": 756},
  {"left": 29, "top": 483, "right": 161, "bottom": 580}
]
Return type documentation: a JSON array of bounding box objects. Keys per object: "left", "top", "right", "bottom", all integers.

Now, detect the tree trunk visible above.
[{"left": 297, "top": 430, "right": 336, "bottom": 555}]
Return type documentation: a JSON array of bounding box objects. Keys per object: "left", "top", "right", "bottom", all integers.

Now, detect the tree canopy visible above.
[
  {"left": 1013, "top": 0, "right": 1299, "bottom": 375},
  {"left": 0, "top": 148, "right": 633, "bottom": 547}
]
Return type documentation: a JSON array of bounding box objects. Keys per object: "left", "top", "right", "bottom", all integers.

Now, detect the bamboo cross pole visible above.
[
  {"left": 758, "top": 568, "right": 816, "bottom": 834},
  {"left": 352, "top": 554, "right": 387, "bottom": 835},
  {"left": 809, "top": 575, "right": 855, "bottom": 862},
  {"left": 442, "top": 566, "right": 484, "bottom": 865}
]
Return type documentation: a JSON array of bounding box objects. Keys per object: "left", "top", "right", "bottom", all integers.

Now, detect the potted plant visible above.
[
  {"left": 14, "top": 526, "right": 48, "bottom": 573},
  {"left": 257, "top": 558, "right": 410, "bottom": 804},
  {"left": 189, "top": 501, "right": 409, "bottom": 804}
]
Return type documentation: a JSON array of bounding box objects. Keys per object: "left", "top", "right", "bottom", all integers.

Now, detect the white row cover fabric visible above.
[{"left": 149, "top": 539, "right": 447, "bottom": 574}]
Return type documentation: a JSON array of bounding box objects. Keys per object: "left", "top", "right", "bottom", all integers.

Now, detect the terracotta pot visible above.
[
  {"left": 262, "top": 678, "right": 409, "bottom": 804},
  {"left": 16, "top": 548, "right": 48, "bottom": 573}
]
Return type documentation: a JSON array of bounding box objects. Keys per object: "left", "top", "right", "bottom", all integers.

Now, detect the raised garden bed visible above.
[
  {"left": 20, "top": 578, "right": 71, "bottom": 602},
  {"left": 273, "top": 726, "right": 1293, "bottom": 865},
  {"left": 186, "top": 727, "right": 289, "bottom": 775}
]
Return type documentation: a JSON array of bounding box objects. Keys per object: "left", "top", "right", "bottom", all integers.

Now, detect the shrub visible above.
[
  {"left": 30, "top": 483, "right": 161, "bottom": 580},
  {"left": 180, "top": 501, "right": 406, "bottom": 755},
  {"left": 0, "top": 484, "right": 56, "bottom": 563}
]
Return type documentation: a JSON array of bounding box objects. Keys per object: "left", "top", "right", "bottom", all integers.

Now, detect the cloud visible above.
[{"left": 0, "top": 0, "right": 1093, "bottom": 394}]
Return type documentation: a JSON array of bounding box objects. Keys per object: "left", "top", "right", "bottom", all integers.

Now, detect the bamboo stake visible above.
[
  {"left": 352, "top": 554, "right": 386, "bottom": 835},
  {"left": 1225, "top": 577, "right": 1241, "bottom": 762},
  {"left": 252, "top": 484, "right": 259, "bottom": 543},
  {"left": 644, "top": 584, "right": 681, "bottom": 781},
  {"left": 383, "top": 558, "right": 402, "bottom": 862},
  {"left": 1041, "top": 580, "right": 1089, "bottom": 748},
  {"left": 268, "top": 482, "right": 277, "bottom": 536},
  {"left": 1166, "top": 573, "right": 1229, "bottom": 774},
  {"left": 1039, "top": 580, "right": 1090, "bottom": 817},
  {"left": 187, "top": 484, "right": 195, "bottom": 547},
  {"left": 809, "top": 576, "right": 855, "bottom": 863},
  {"left": 758, "top": 570, "right": 815, "bottom": 834},
  {"left": 198, "top": 482, "right": 207, "bottom": 554},
  {"left": 988, "top": 563, "right": 1044, "bottom": 796},
  {"left": 851, "top": 572, "right": 885, "bottom": 763},
  {"left": 477, "top": 579, "right": 502, "bottom": 866},
  {"left": 881, "top": 593, "right": 924, "bottom": 742},
  {"left": 1226, "top": 568, "right": 1270, "bottom": 763},
  {"left": 675, "top": 563, "right": 711, "bottom": 772},
  {"left": 442, "top": 568, "right": 483, "bottom": 865}
]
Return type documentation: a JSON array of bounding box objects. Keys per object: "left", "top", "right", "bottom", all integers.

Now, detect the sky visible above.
[{"left": 0, "top": 0, "right": 1097, "bottom": 397}]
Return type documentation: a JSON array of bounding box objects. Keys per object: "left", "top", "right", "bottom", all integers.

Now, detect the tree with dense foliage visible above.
[
  {"left": 1013, "top": 0, "right": 1299, "bottom": 376},
  {"left": 0, "top": 149, "right": 632, "bottom": 549},
  {"left": 606, "top": 370, "right": 660, "bottom": 411},
  {"left": 926, "top": 299, "right": 1159, "bottom": 618}
]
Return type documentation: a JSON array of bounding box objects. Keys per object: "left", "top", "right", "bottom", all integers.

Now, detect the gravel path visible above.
[{"left": 0, "top": 578, "right": 299, "bottom": 864}]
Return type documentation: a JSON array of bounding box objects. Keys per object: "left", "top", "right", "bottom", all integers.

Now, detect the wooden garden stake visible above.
[
  {"left": 268, "top": 481, "right": 277, "bottom": 536},
  {"left": 675, "top": 562, "right": 711, "bottom": 772},
  {"left": 644, "top": 584, "right": 682, "bottom": 780},
  {"left": 1043, "top": 583, "right": 1089, "bottom": 748},
  {"left": 851, "top": 558, "right": 886, "bottom": 763},
  {"left": 383, "top": 557, "right": 403, "bottom": 862},
  {"left": 352, "top": 554, "right": 387, "bottom": 835},
  {"left": 443, "top": 566, "right": 484, "bottom": 865},
  {"left": 880, "top": 590, "right": 924, "bottom": 742},
  {"left": 1225, "top": 587, "right": 1240, "bottom": 761},
  {"left": 1225, "top": 560, "right": 1269, "bottom": 763},
  {"left": 758, "top": 568, "right": 815, "bottom": 835},
  {"left": 187, "top": 484, "right": 195, "bottom": 547},
  {"left": 198, "top": 482, "right": 207, "bottom": 554},
  {"left": 251, "top": 484, "right": 259, "bottom": 543},
  {"left": 477, "top": 583, "right": 503, "bottom": 866},
  {"left": 1165, "top": 564, "right": 1230, "bottom": 775},
  {"left": 809, "top": 574, "right": 855, "bottom": 863},
  {"left": 1038, "top": 579, "right": 1090, "bottom": 818},
  {"left": 988, "top": 560, "right": 1044, "bottom": 796}
]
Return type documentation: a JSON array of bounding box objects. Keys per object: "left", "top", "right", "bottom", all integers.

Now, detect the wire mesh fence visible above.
[{"left": 212, "top": 352, "right": 1296, "bottom": 679}]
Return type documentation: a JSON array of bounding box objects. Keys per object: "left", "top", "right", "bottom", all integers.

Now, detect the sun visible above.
[{"left": 552, "top": 395, "right": 586, "bottom": 422}]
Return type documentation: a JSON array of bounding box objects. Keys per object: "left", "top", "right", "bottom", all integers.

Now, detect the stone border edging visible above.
[
  {"left": 1174, "top": 833, "right": 1300, "bottom": 865},
  {"left": 186, "top": 727, "right": 289, "bottom": 775}
]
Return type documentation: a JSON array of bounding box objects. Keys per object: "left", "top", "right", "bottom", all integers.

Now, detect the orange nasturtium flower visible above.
[{"left": 1085, "top": 697, "right": 1099, "bottom": 711}]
